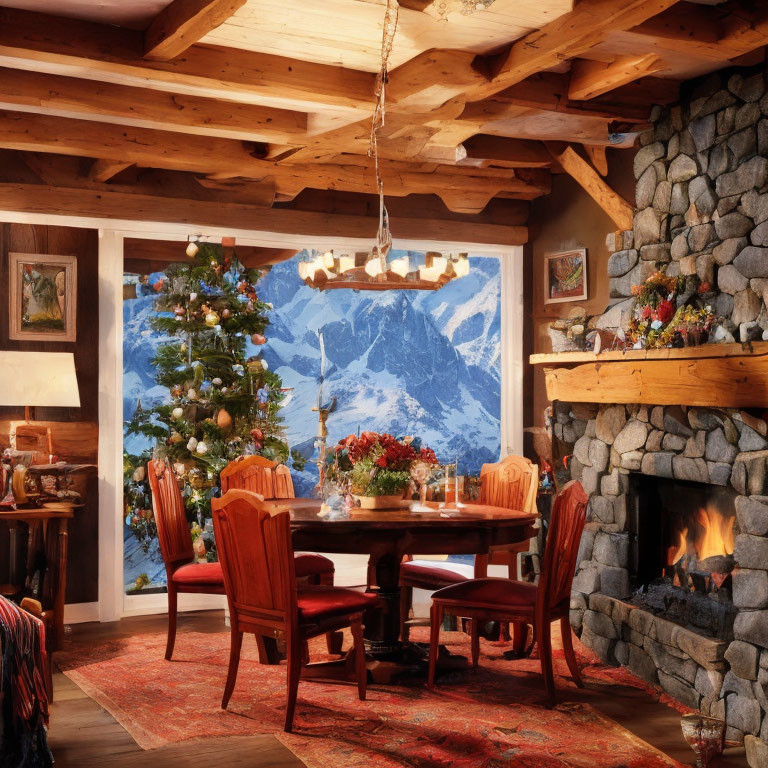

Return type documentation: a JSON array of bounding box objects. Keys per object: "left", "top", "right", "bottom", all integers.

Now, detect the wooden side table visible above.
[{"left": 0, "top": 502, "right": 75, "bottom": 651}]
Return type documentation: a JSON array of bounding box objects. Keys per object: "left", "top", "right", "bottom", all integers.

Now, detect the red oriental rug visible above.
[{"left": 56, "top": 627, "right": 688, "bottom": 768}]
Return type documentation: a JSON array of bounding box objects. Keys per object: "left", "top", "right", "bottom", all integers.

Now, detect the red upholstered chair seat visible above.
[
  {"left": 171, "top": 561, "right": 224, "bottom": 587},
  {"left": 297, "top": 587, "right": 378, "bottom": 623},
  {"left": 295, "top": 553, "right": 335, "bottom": 578},
  {"left": 400, "top": 561, "right": 471, "bottom": 589},
  {"left": 433, "top": 577, "right": 538, "bottom": 608},
  {"left": 170, "top": 554, "right": 334, "bottom": 588}
]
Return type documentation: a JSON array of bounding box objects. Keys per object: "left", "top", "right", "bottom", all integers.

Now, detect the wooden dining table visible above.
[{"left": 263, "top": 498, "right": 537, "bottom": 682}]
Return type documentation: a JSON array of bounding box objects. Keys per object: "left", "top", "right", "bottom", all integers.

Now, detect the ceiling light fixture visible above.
[{"left": 298, "top": 0, "right": 470, "bottom": 292}]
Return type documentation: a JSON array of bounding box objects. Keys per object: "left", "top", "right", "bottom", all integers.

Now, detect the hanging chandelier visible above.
[
  {"left": 298, "top": 249, "right": 470, "bottom": 290},
  {"left": 298, "top": 0, "right": 470, "bottom": 291}
]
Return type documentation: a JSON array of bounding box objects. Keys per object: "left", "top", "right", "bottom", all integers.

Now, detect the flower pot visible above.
[{"left": 355, "top": 494, "right": 409, "bottom": 510}]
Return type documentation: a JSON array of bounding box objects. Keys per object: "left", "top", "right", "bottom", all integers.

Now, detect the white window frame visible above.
[{"left": 0, "top": 209, "right": 524, "bottom": 621}]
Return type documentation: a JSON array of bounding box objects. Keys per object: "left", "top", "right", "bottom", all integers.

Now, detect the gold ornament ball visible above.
[{"left": 205, "top": 311, "right": 220, "bottom": 327}]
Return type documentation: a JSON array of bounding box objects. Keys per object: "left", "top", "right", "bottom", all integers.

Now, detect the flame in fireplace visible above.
[{"left": 667, "top": 505, "right": 735, "bottom": 565}]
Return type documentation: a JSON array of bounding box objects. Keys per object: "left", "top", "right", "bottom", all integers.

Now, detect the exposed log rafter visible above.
[
  {"left": 546, "top": 143, "right": 633, "bottom": 231},
  {"left": 144, "top": 0, "right": 248, "bottom": 61}
]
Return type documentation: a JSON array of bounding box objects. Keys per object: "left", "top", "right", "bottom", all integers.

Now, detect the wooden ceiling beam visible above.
[
  {"left": 567, "top": 54, "right": 664, "bottom": 101},
  {"left": 467, "top": 0, "right": 680, "bottom": 102},
  {"left": 123, "top": 238, "right": 294, "bottom": 268},
  {"left": 628, "top": 1, "right": 768, "bottom": 59},
  {"left": 144, "top": 0, "right": 248, "bottom": 61},
  {"left": 459, "top": 136, "right": 552, "bottom": 168},
  {"left": 0, "top": 67, "right": 309, "bottom": 143},
  {"left": 0, "top": 111, "right": 547, "bottom": 211},
  {"left": 546, "top": 143, "right": 633, "bottom": 230},
  {"left": 0, "top": 7, "right": 375, "bottom": 112},
  {"left": 87, "top": 159, "right": 132, "bottom": 182},
  {"left": 0, "top": 182, "right": 528, "bottom": 246}
]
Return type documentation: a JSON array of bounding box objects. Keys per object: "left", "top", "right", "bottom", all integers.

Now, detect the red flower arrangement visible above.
[{"left": 332, "top": 431, "right": 438, "bottom": 496}]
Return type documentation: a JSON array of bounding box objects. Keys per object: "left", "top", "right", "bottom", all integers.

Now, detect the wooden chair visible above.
[
  {"left": 398, "top": 455, "right": 538, "bottom": 642},
  {"left": 220, "top": 455, "right": 295, "bottom": 500},
  {"left": 148, "top": 459, "right": 337, "bottom": 661},
  {"left": 427, "top": 481, "right": 589, "bottom": 707},
  {"left": 147, "top": 459, "right": 227, "bottom": 661},
  {"left": 212, "top": 489, "right": 378, "bottom": 732},
  {"left": 220, "top": 455, "right": 335, "bottom": 589}
]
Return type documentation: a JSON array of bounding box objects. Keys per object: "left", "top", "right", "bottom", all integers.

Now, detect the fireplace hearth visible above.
[
  {"left": 554, "top": 400, "right": 768, "bottom": 746},
  {"left": 630, "top": 476, "right": 738, "bottom": 641}
]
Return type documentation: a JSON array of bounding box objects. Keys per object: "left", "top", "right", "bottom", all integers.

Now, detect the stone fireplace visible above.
[
  {"left": 533, "top": 57, "right": 768, "bottom": 768},
  {"left": 557, "top": 401, "right": 768, "bottom": 748}
]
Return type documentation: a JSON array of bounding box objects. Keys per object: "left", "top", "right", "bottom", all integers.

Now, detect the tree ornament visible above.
[
  {"left": 212, "top": 377, "right": 222, "bottom": 386},
  {"left": 196, "top": 441, "right": 208, "bottom": 455},
  {"left": 221, "top": 386, "right": 229, "bottom": 394},
  {"left": 251, "top": 333, "right": 267, "bottom": 345},
  {"left": 221, "top": 308, "right": 231, "bottom": 319},
  {"left": 187, "top": 388, "right": 198, "bottom": 400},
  {"left": 170, "top": 431, "right": 183, "bottom": 444},
  {"left": 172, "top": 407, "right": 184, "bottom": 419},
  {"left": 187, "top": 437, "right": 198, "bottom": 451},
  {"left": 205, "top": 311, "right": 220, "bottom": 327},
  {"left": 250, "top": 428, "right": 264, "bottom": 441},
  {"left": 189, "top": 292, "right": 198, "bottom": 301},
  {"left": 216, "top": 408, "right": 233, "bottom": 430}
]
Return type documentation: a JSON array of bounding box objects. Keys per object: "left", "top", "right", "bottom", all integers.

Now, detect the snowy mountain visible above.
[{"left": 122, "top": 252, "right": 502, "bottom": 511}]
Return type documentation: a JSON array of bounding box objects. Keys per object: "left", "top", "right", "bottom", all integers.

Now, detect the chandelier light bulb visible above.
[
  {"left": 338, "top": 254, "right": 356, "bottom": 274},
  {"left": 186, "top": 240, "right": 199, "bottom": 258},
  {"left": 390, "top": 255, "right": 410, "bottom": 277},
  {"left": 365, "top": 257, "right": 384, "bottom": 277},
  {"left": 454, "top": 255, "right": 470, "bottom": 278},
  {"left": 322, "top": 250, "right": 335, "bottom": 269},
  {"left": 431, "top": 255, "right": 448, "bottom": 275}
]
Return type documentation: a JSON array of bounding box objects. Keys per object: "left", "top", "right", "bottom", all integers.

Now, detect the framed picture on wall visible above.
[
  {"left": 9, "top": 252, "right": 77, "bottom": 342},
  {"left": 544, "top": 249, "right": 587, "bottom": 304}
]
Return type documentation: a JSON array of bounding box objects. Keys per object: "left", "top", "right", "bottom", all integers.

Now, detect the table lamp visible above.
[{"left": 0, "top": 351, "right": 81, "bottom": 420}]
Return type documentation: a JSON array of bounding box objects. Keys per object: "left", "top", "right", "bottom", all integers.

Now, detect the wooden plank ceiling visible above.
[{"left": 0, "top": 0, "right": 765, "bottom": 250}]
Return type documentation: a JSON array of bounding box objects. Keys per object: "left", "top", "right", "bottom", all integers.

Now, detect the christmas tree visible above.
[{"left": 125, "top": 242, "right": 302, "bottom": 549}]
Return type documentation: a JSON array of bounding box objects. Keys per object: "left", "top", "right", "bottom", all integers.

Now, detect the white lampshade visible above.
[
  {"left": 431, "top": 255, "right": 448, "bottom": 274},
  {"left": 0, "top": 351, "right": 80, "bottom": 407},
  {"left": 454, "top": 255, "right": 470, "bottom": 278},
  {"left": 364, "top": 257, "right": 384, "bottom": 277},
  {"left": 338, "top": 254, "right": 356, "bottom": 274},
  {"left": 390, "top": 255, "right": 410, "bottom": 277}
]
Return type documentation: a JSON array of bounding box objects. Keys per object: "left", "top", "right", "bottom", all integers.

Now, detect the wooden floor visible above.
[{"left": 48, "top": 611, "right": 749, "bottom": 768}]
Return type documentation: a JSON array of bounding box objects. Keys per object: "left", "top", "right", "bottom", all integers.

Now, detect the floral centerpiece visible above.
[
  {"left": 627, "top": 270, "right": 718, "bottom": 349},
  {"left": 328, "top": 431, "right": 438, "bottom": 509}
]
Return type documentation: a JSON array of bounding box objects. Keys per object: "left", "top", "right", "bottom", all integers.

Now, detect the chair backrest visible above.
[
  {"left": 211, "top": 489, "right": 297, "bottom": 634},
  {"left": 536, "top": 480, "right": 588, "bottom": 614},
  {"left": 479, "top": 454, "right": 538, "bottom": 513},
  {"left": 220, "top": 455, "right": 295, "bottom": 500},
  {"left": 147, "top": 459, "right": 194, "bottom": 570}
]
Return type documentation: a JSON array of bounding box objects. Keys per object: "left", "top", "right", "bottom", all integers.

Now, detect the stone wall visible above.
[
  {"left": 604, "top": 62, "right": 768, "bottom": 345},
  {"left": 557, "top": 402, "right": 768, "bottom": 766}
]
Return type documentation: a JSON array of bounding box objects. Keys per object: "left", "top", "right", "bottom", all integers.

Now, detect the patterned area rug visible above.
[{"left": 56, "top": 628, "right": 688, "bottom": 768}]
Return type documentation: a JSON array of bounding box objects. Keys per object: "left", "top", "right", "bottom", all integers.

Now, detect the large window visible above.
[{"left": 121, "top": 252, "right": 501, "bottom": 592}]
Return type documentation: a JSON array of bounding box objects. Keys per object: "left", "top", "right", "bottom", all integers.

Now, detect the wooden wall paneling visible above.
[{"left": 0, "top": 221, "right": 100, "bottom": 605}]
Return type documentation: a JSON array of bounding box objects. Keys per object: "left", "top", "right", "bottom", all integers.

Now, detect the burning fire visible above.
[{"left": 667, "top": 505, "right": 735, "bottom": 565}]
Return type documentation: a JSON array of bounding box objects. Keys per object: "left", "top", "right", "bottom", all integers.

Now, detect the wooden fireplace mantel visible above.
[{"left": 530, "top": 342, "right": 768, "bottom": 408}]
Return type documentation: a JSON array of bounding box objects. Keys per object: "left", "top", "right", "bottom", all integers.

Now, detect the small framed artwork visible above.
[
  {"left": 544, "top": 249, "right": 587, "bottom": 304},
  {"left": 9, "top": 252, "right": 77, "bottom": 342}
]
